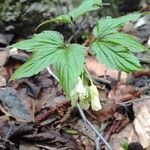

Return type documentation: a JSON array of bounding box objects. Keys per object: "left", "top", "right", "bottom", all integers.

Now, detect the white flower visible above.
[
  {"left": 88, "top": 85, "right": 102, "bottom": 111},
  {"left": 70, "top": 77, "right": 88, "bottom": 106}
]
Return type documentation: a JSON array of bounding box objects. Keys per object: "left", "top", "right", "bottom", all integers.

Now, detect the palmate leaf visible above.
[
  {"left": 91, "top": 13, "right": 146, "bottom": 73},
  {"left": 55, "top": 44, "right": 85, "bottom": 95},
  {"left": 69, "top": 0, "right": 101, "bottom": 20},
  {"left": 91, "top": 41, "right": 141, "bottom": 72},
  {"left": 10, "top": 31, "right": 64, "bottom": 52},
  {"left": 102, "top": 32, "right": 147, "bottom": 52},
  {"left": 93, "top": 13, "right": 141, "bottom": 38},
  {"left": 11, "top": 31, "right": 85, "bottom": 96}
]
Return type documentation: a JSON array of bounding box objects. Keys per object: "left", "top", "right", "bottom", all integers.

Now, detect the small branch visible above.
[
  {"left": 95, "top": 137, "right": 101, "bottom": 150},
  {"left": 84, "top": 67, "right": 94, "bottom": 85},
  {"left": 77, "top": 103, "right": 112, "bottom": 150},
  {"left": 47, "top": 67, "right": 59, "bottom": 82},
  {"left": 68, "top": 19, "right": 87, "bottom": 43},
  {"left": 117, "top": 96, "right": 150, "bottom": 105},
  {"left": 69, "top": 23, "right": 77, "bottom": 43},
  {"left": 91, "top": 75, "right": 111, "bottom": 85}
]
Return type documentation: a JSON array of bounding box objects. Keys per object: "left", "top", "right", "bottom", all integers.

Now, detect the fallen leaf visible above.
[
  {"left": 86, "top": 56, "right": 128, "bottom": 83},
  {"left": 109, "top": 123, "right": 139, "bottom": 150},
  {"left": 133, "top": 98, "right": 150, "bottom": 149},
  {"left": 0, "top": 87, "right": 33, "bottom": 122},
  {"left": 0, "top": 76, "right": 6, "bottom": 87},
  {"left": 0, "top": 50, "right": 9, "bottom": 67},
  {"left": 8, "top": 123, "right": 35, "bottom": 143},
  {"left": 90, "top": 101, "right": 116, "bottom": 122},
  {"left": 108, "top": 84, "right": 140, "bottom": 103},
  {"left": 20, "top": 143, "right": 40, "bottom": 150},
  {"left": 79, "top": 136, "right": 95, "bottom": 150},
  {"left": 22, "top": 130, "right": 78, "bottom": 150}
]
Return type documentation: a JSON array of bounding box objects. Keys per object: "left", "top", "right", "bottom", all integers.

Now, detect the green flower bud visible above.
[{"left": 88, "top": 85, "right": 102, "bottom": 111}]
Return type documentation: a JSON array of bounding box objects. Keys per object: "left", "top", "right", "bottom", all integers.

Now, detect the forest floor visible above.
[{"left": 0, "top": 4, "right": 150, "bottom": 150}]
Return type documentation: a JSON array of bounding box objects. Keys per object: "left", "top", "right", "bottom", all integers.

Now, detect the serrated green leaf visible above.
[
  {"left": 93, "top": 13, "right": 141, "bottom": 38},
  {"left": 69, "top": 0, "right": 102, "bottom": 20},
  {"left": 11, "top": 47, "right": 62, "bottom": 79},
  {"left": 91, "top": 41, "right": 141, "bottom": 72},
  {"left": 10, "top": 31, "right": 64, "bottom": 52},
  {"left": 102, "top": 32, "right": 147, "bottom": 52},
  {"left": 55, "top": 44, "right": 85, "bottom": 95},
  {"left": 11, "top": 31, "right": 85, "bottom": 95},
  {"left": 36, "top": 15, "right": 72, "bottom": 31}
]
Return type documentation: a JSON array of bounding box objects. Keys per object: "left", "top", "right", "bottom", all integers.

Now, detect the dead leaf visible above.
[
  {"left": 108, "top": 84, "right": 140, "bottom": 103},
  {"left": 90, "top": 102, "right": 116, "bottom": 122},
  {"left": 20, "top": 143, "right": 40, "bottom": 150},
  {"left": 0, "top": 137, "right": 17, "bottom": 150},
  {"left": 22, "top": 130, "right": 78, "bottom": 150},
  {"left": 133, "top": 98, "right": 150, "bottom": 149},
  {"left": 74, "top": 119, "right": 96, "bottom": 140},
  {"left": 35, "top": 95, "right": 69, "bottom": 123},
  {"left": 109, "top": 123, "right": 139, "bottom": 150},
  {"left": 79, "top": 136, "right": 95, "bottom": 150},
  {"left": 86, "top": 56, "right": 128, "bottom": 83},
  {"left": 0, "top": 87, "right": 33, "bottom": 122},
  {"left": 0, "top": 50, "right": 9, "bottom": 67},
  {"left": 8, "top": 123, "right": 35, "bottom": 143},
  {"left": 0, "top": 76, "right": 6, "bottom": 87}
]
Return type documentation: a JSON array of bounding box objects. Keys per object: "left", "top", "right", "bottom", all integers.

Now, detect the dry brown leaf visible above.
[
  {"left": 20, "top": 143, "right": 40, "bottom": 150},
  {"left": 86, "top": 56, "right": 128, "bottom": 83},
  {"left": 0, "top": 87, "right": 33, "bottom": 122},
  {"left": 108, "top": 84, "right": 140, "bottom": 103},
  {"left": 109, "top": 123, "right": 139, "bottom": 150},
  {"left": 133, "top": 98, "right": 150, "bottom": 149},
  {"left": 0, "top": 76, "right": 6, "bottom": 87},
  {"left": 90, "top": 102, "right": 116, "bottom": 122}
]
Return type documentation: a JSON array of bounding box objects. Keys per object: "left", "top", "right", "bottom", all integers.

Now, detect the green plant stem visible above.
[
  {"left": 70, "top": 23, "right": 77, "bottom": 43},
  {"left": 84, "top": 67, "right": 94, "bottom": 85}
]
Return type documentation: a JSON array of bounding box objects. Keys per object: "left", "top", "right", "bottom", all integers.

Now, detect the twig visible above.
[
  {"left": 77, "top": 103, "right": 112, "bottom": 150},
  {"left": 68, "top": 19, "right": 87, "bottom": 43},
  {"left": 91, "top": 75, "right": 111, "bottom": 85},
  {"left": 95, "top": 137, "right": 101, "bottom": 150},
  {"left": 6, "top": 125, "right": 12, "bottom": 139},
  {"left": 69, "top": 23, "right": 77, "bottom": 43},
  {"left": 117, "top": 96, "right": 150, "bottom": 105},
  {"left": 47, "top": 67, "right": 59, "bottom": 82}
]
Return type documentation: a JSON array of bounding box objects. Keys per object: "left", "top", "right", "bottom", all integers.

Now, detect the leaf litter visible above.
[{"left": 0, "top": 14, "right": 150, "bottom": 150}]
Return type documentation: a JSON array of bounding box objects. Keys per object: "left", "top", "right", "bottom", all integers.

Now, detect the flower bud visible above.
[
  {"left": 88, "top": 85, "right": 102, "bottom": 111},
  {"left": 70, "top": 77, "right": 88, "bottom": 106}
]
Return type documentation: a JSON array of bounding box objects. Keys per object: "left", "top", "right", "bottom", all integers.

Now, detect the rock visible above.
[{"left": 0, "top": 34, "right": 14, "bottom": 46}]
